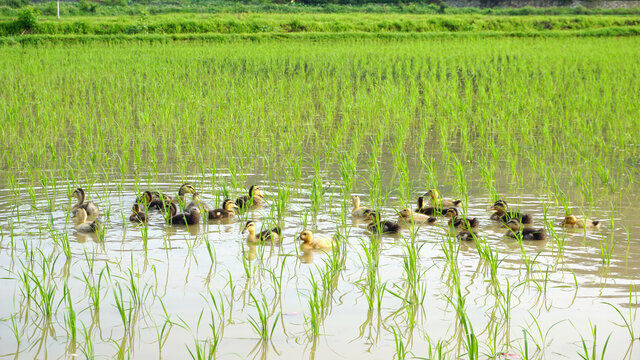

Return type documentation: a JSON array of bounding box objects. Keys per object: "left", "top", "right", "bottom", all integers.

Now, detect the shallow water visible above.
[{"left": 0, "top": 167, "right": 638, "bottom": 359}]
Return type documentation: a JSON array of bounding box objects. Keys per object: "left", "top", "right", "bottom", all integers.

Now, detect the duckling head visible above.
[
  {"left": 168, "top": 202, "right": 178, "bottom": 216},
  {"left": 191, "top": 192, "right": 201, "bottom": 201},
  {"left": 70, "top": 188, "right": 84, "bottom": 200},
  {"left": 223, "top": 199, "right": 238, "bottom": 211},
  {"left": 249, "top": 185, "right": 264, "bottom": 198},
  {"left": 242, "top": 221, "right": 256, "bottom": 234},
  {"left": 563, "top": 214, "right": 578, "bottom": 225},
  {"left": 132, "top": 203, "right": 141, "bottom": 213},
  {"left": 444, "top": 207, "right": 459, "bottom": 218},
  {"left": 298, "top": 230, "right": 314, "bottom": 244},
  {"left": 352, "top": 195, "right": 361, "bottom": 208},
  {"left": 179, "top": 183, "right": 196, "bottom": 196},
  {"left": 424, "top": 189, "right": 440, "bottom": 200},
  {"left": 137, "top": 191, "right": 153, "bottom": 205},
  {"left": 399, "top": 208, "right": 412, "bottom": 217},
  {"left": 505, "top": 218, "right": 523, "bottom": 231},
  {"left": 489, "top": 200, "right": 508, "bottom": 212}
]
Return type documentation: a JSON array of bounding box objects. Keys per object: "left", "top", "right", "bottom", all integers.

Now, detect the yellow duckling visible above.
[
  {"left": 352, "top": 195, "right": 373, "bottom": 217},
  {"left": 298, "top": 230, "right": 335, "bottom": 251},
  {"left": 74, "top": 208, "right": 103, "bottom": 233},
  {"left": 561, "top": 215, "right": 600, "bottom": 229},
  {"left": 242, "top": 221, "right": 281, "bottom": 243},
  {"left": 70, "top": 188, "right": 100, "bottom": 217},
  {"left": 397, "top": 208, "right": 437, "bottom": 225},
  {"left": 423, "top": 189, "right": 462, "bottom": 209}
]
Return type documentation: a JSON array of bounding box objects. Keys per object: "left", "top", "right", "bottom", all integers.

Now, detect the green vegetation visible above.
[{"left": 0, "top": 36, "right": 638, "bottom": 358}]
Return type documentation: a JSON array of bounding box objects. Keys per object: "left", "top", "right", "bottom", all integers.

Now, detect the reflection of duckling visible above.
[
  {"left": 166, "top": 202, "right": 200, "bottom": 225},
  {"left": 208, "top": 199, "right": 238, "bottom": 220},
  {"left": 415, "top": 196, "right": 447, "bottom": 216},
  {"left": 243, "top": 221, "right": 281, "bottom": 243},
  {"left": 75, "top": 208, "right": 103, "bottom": 233},
  {"left": 298, "top": 230, "right": 335, "bottom": 250},
  {"left": 70, "top": 188, "right": 99, "bottom": 217},
  {"left": 235, "top": 185, "right": 264, "bottom": 209},
  {"left": 504, "top": 219, "right": 546, "bottom": 240},
  {"left": 489, "top": 200, "right": 533, "bottom": 225},
  {"left": 424, "top": 189, "right": 462, "bottom": 209},
  {"left": 456, "top": 230, "right": 477, "bottom": 241},
  {"left": 129, "top": 203, "right": 147, "bottom": 223},
  {"left": 444, "top": 208, "right": 478, "bottom": 230},
  {"left": 352, "top": 195, "right": 373, "bottom": 217},
  {"left": 561, "top": 215, "right": 600, "bottom": 229},
  {"left": 367, "top": 211, "right": 401, "bottom": 234},
  {"left": 398, "top": 208, "right": 437, "bottom": 225}
]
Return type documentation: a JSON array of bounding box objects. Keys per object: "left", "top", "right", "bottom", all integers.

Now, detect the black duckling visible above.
[
  {"left": 129, "top": 203, "right": 147, "bottom": 223},
  {"left": 298, "top": 230, "right": 335, "bottom": 251},
  {"left": 70, "top": 188, "right": 100, "bottom": 217},
  {"left": 242, "top": 221, "right": 281, "bottom": 243},
  {"left": 444, "top": 208, "right": 479, "bottom": 230},
  {"left": 424, "top": 189, "right": 462, "bottom": 209},
  {"left": 208, "top": 199, "right": 238, "bottom": 220},
  {"left": 505, "top": 219, "right": 546, "bottom": 240},
  {"left": 488, "top": 200, "right": 533, "bottom": 225},
  {"left": 415, "top": 196, "right": 448, "bottom": 216},
  {"left": 352, "top": 195, "right": 373, "bottom": 217},
  {"left": 561, "top": 214, "right": 600, "bottom": 229},
  {"left": 235, "top": 185, "right": 265, "bottom": 210},
  {"left": 398, "top": 208, "right": 437, "bottom": 225},
  {"left": 367, "top": 211, "right": 401, "bottom": 234},
  {"left": 75, "top": 208, "right": 103, "bottom": 233},
  {"left": 456, "top": 230, "right": 477, "bottom": 242},
  {"left": 166, "top": 202, "right": 200, "bottom": 225}
]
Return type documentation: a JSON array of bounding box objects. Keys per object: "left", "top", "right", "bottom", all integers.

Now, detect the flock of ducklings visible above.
[{"left": 69, "top": 184, "right": 601, "bottom": 249}]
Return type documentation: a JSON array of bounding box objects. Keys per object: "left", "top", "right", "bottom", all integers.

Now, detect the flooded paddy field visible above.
[{"left": 0, "top": 37, "right": 639, "bottom": 359}]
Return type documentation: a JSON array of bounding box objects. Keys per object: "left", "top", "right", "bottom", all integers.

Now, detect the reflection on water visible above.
[{"left": 0, "top": 175, "right": 638, "bottom": 359}]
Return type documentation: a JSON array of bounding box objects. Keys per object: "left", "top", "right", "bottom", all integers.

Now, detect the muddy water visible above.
[{"left": 0, "top": 165, "right": 638, "bottom": 359}]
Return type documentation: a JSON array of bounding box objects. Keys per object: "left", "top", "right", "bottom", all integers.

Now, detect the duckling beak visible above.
[
  {"left": 488, "top": 206, "right": 496, "bottom": 211},
  {"left": 233, "top": 204, "right": 239, "bottom": 209}
]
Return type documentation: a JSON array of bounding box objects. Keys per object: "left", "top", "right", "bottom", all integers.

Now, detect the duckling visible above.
[
  {"left": 352, "top": 195, "right": 373, "bottom": 217},
  {"left": 456, "top": 230, "right": 477, "bottom": 242},
  {"left": 242, "top": 221, "right": 281, "bottom": 243},
  {"left": 235, "top": 185, "right": 265, "bottom": 209},
  {"left": 561, "top": 214, "right": 600, "bottom": 229},
  {"left": 367, "top": 211, "right": 401, "bottom": 234},
  {"left": 75, "top": 208, "right": 103, "bottom": 233},
  {"left": 423, "top": 189, "right": 462, "bottom": 209},
  {"left": 129, "top": 203, "right": 147, "bottom": 223},
  {"left": 184, "top": 192, "right": 211, "bottom": 213},
  {"left": 208, "top": 199, "right": 238, "bottom": 220},
  {"left": 444, "top": 208, "right": 479, "bottom": 230},
  {"left": 415, "top": 196, "right": 447, "bottom": 216},
  {"left": 504, "top": 219, "right": 546, "bottom": 240},
  {"left": 298, "top": 230, "right": 335, "bottom": 251},
  {"left": 166, "top": 202, "right": 200, "bottom": 225},
  {"left": 398, "top": 208, "right": 437, "bottom": 225},
  {"left": 70, "top": 188, "right": 100, "bottom": 217},
  {"left": 488, "top": 199, "right": 533, "bottom": 225},
  {"left": 144, "top": 183, "right": 196, "bottom": 210}
]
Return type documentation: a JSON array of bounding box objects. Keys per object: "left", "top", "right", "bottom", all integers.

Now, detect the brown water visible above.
[{"left": 0, "top": 166, "right": 638, "bottom": 359}]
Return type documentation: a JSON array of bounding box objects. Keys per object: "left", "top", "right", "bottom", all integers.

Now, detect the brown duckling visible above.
[
  {"left": 423, "top": 189, "right": 462, "bottom": 209},
  {"left": 488, "top": 200, "right": 533, "bottom": 225},
  {"left": 235, "top": 185, "right": 265, "bottom": 210},
  {"left": 561, "top": 215, "right": 600, "bottom": 229},
  {"left": 352, "top": 195, "right": 373, "bottom": 217},
  {"left": 166, "top": 202, "right": 200, "bottom": 225},
  {"left": 184, "top": 192, "right": 211, "bottom": 213},
  {"left": 298, "top": 230, "right": 335, "bottom": 251},
  {"left": 398, "top": 208, "right": 437, "bottom": 225},
  {"left": 444, "top": 208, "right": 479, "bottom": 230},
  {"left": 456, "top": 230, "right": 477, "bottom": 242},
  {"left": 208, "top": 199, "right": 238, "bottom": 220},
  {"left": 415, "top": 196, "right": 448, "bottom": 216},
  {"left": 70, "top": 188, "right": 100, "bottom": 217},
  {"left": 129, "top": 203, "right": 147, "bottom": 223},
  {"left": 367, "top": 211, "right": 401, "bottom": 234},
  {"left": 242, "top": 221, "right": 281, "bottom": 243},
  {"left": 75, "top": 208, "right": 103, "bottom": 233},
  {"left": 142, "top": 183, "right": 196, "bottom": 210},
  {"left": 504, "top": 219, "right": 546, "bottom": 240}
]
